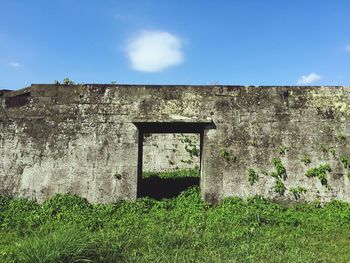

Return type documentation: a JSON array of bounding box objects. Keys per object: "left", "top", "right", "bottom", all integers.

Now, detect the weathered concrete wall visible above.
[
  {"left": 143, "top": 133, "right": 200, "bottom": 172},
  {"left": 1, "top": 84, "right": 350, "bottom": 203}
]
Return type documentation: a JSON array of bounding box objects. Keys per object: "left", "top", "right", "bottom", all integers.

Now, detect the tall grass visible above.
[{"left": 1, "top": 173, "right": 350, "bottom": 262}]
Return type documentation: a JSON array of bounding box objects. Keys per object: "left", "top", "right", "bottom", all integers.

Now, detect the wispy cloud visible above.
[
  {"left": 345, "top": 44, "right": 350, "bottom": 51},
  {"left": 9, "top": 61, "right": 22, "bottom": 68},
  {"left": 297, "top": 72, "right": 321, "bottom": 85},
  {"left": 126, "top": 30, "right": 184, "bottom": 72}
]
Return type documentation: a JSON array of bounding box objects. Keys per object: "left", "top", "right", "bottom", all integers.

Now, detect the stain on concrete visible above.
[{"left": 1, "top": 84, "right": 350, "bottom": 204}]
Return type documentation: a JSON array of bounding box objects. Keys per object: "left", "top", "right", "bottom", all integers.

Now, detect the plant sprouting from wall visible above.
[
  {"left": 54, "top": 78, "right": 76, "bottom": 85},
  {"left": 63, "top": 78, "right": 75, "bottom": 85},
  {"left": 289, "top": 186, "right": 307, "bottom": 200},
  {"left": 274, "top": 178, "right": 286, "bottom": 195},
  {"left": 340, "top": 155, "right": 350, "bottom": 181},
  {"left": 320, "top": 145, "right": 336, "bottom": 157},
  {"left": 301, "top": 155, "right": 311, "bottom": 165},
  {"left": 113, "top": 173, "right": 122, "bottom": 180},
  {"left": 340, "top": 155, "right": 350, "bottom": 169},
  {"left": 278, "top": 146, "right": 290, "bottom": 156},
  {"left": 335, "top": 132, "right": 346, "bottom": 142},
  {"left": 180, "top": 159, "right": 193, "bottom": 165},
  {"left": 270, "top": 157, "right": 287, "bottom": 195},
  {"left": 273, "top": 158, "right": 287, "bottom": 180},
  {"left": 171, "top": 143, "right": 178, "bottom": 153},
  {"left": 180, "top": 135, "right": 200, "bottom": 158},
  {"left": 248, "top": 168, "right": 258, "bottom": 186},
  {"left": 220, "top": 148, "right": 237, "bottom": 163},
  {"left": 305, "top": 164, "right": 332, "bottom": 186},
  {"left": 329, "top": 147, "right": 336, "bottom": 157}
]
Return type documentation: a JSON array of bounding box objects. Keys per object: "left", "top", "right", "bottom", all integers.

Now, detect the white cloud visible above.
[
  {"left": 345, "top": 45, "right": 350, "bottom": 51},
  {"left": 9, "top": 62, "right": 22, "bottom": 68},
  {"left": 297, "top": 73, "right": 321, "bottom": 85},
  {"left": 126, "top": 30, "right": 184, "bottom": 72}
]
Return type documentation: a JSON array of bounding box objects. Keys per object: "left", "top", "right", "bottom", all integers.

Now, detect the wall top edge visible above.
[{"left": 1, "top": 84, "right": 349, "bottom": 97}]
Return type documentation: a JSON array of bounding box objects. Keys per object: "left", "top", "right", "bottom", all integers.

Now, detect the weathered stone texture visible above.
[
  {"left": 143, "top": 133, "right": 200, "bottom": 172},
  {"left": 1, "top": 84, "right": 350, "bottom": 203}
]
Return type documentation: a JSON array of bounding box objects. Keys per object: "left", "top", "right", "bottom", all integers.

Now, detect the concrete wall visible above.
[
  {"left": 143, "top": 133, "right": 200, "bottom": 172},
  {"left": 1, "top": 84, "right": 350, "bottom": 203}
]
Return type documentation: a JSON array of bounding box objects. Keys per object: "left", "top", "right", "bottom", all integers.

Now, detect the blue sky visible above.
[{"left": 1, "top": 0, "right": 350, "bottom": 89}]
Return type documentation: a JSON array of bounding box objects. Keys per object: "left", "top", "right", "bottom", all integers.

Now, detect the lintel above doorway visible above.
[{"left": 133, "top": 119, "right": 215, "bottom": 133}]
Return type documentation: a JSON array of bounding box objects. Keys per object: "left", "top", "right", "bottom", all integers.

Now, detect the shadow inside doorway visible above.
[{"left": 138, "top": 176, "right": 200, "bottom": 200}]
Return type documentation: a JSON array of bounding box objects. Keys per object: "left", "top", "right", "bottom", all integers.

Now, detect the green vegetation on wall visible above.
[
  {"left": 305, "top": 164, "right": 332, "bottom": 186},
  {"left": 340, "top": 155, "right": 350, "bottom": 181},
  {"left": 289, "top": 186, "right": 307, "bottom": 200},
  {"left": 270, "top": 157, "right": 287, "bottom": 195},
  {"left": 301, "top": 155, "right": 311, "bottom": 165},
  {"left": 247, "top": 168, "right": 258, "bottom": 186},
  {"left": 220, "top": 148, "right": 237, "bottom": 163},
  {"left": 320, "top": 145, "right": 336, "bottom": 157},
  {"left": 274, "top": 178, "right": 286, "bottom": 195},
  {"left": 278, "top": 146, "right": 289, "bottom": 156},
  {"left": 54, "top": 78, "right": 75, "bottom": 85},
  {"left": 272, "top": 157, "right": 287, "bottom": 180},
  {"left": 340, "top": 155, "right": 350, "bottom": 169},
  {"left": 335, "top": 132, "right": 346, "bottom": 142},
  {"left": 180, "top": 135, "right": 199, "bottom": 158},
  {"left": 179, "top": 134, "right": 200, "bottom": 165}
]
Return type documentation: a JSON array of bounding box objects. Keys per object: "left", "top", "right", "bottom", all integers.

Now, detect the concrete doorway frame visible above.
[{"left": 133, "top": 121, "right": 214, "bottom": 198}]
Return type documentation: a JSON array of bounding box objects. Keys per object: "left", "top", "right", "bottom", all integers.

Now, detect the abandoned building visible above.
[{"left": 1, "top": 84, "right": 350, "bottom": 203}]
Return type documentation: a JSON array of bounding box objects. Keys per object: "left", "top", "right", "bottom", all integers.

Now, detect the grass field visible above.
[{"left": 1, "top": 170, "right": 350, "bottom": 262}]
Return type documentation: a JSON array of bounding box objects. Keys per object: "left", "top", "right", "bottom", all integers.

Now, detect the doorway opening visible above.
[{"left": 134, "top": 122, "right": 208, "bottom": 200}]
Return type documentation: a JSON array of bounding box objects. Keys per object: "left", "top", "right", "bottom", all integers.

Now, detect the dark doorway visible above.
[
  {"left": 139, "top": 175, "right": 200, "bottom": 200},
  {"left": 134, "top": 122, "right": 210, "bottom": 200}
]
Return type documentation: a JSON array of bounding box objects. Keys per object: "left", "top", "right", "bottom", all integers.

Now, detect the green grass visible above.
[
  {"left": 143, "top": 168, "right": 200, "bottom": 179},
  {"left": 1, "top": 171, "right": 350, "bottom": 262}
]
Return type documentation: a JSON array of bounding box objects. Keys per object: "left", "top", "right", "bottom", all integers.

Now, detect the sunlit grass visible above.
[
  {"left": 1, "top": 170, "right": 350, "bottom": 262},
  {"left": 143, "top": 168, "right": 200, "bottom": 179}
]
